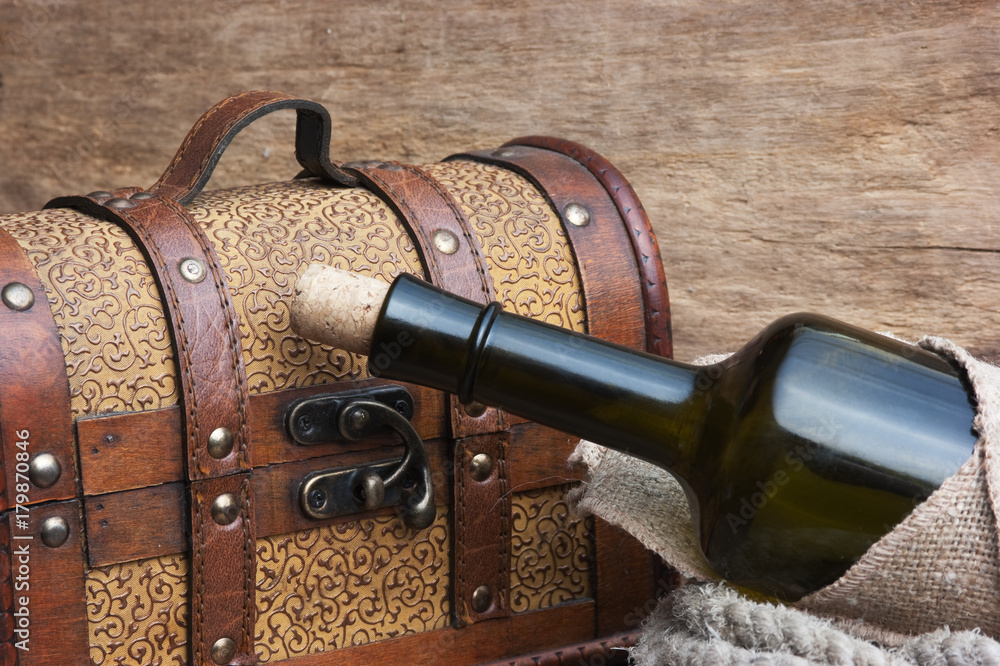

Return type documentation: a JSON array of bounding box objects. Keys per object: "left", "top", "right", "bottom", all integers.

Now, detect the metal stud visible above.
[
  {"left": 432, "top": 229, "right": 459, "bottom": 255},
  {"left": 563, "top": 202, "right": 591, "bottom": 227},
  {"left": 178, "top": 257, "right": 207, "bottom": 283},
  {"left": 1, "top": 282, "right": 34, "bottom": 311},
  {"left": 130, "top": 191, "right": 156, "bottom": 200},
  {"left": 87, "top": 190, "right": 114, "bottom": 200},
  {"left": 40, "top": 516, "right": 69, "bottom": 548},
  {"left": 348, "top": 407, "right": 371, "bottom": 432},
  {"left": 469, "top": 453, "right": 494, "bottom": 482},
  {"left": 210, "top": 637, "right": 237, "bottom": 665},
  {"left": 463, "top": 401, "right": 487, "bottom": 418},
  {"left": 471, "top": 584, "right": 493, "bottom": 613},
  {"left": 207, "top": 427, "right": 235, "bottom": 459},
  {"left": 492, "top": 147, "right": 518, "bottom": 158},
  {"left": 211, "top": 493, "right": 240, "bottom": 526},
  {"left": 105, "top": 197, "right": 136, "bottom": 210},
  {"left": 28, "top": 453, "right": 62, "bottom": 489}
]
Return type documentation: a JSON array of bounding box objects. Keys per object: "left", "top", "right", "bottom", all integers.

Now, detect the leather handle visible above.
[{"left": 151, "top": 90, "right": 357, "bottom": 204}]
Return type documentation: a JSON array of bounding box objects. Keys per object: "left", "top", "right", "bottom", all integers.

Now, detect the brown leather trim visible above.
[
  {"left": 343, "top": 160, "right": 503, "bottom": 436},
  {"left": 346, "top": 161, "right": 514, "bottom": 625},
  {"left": 0, "top": 514, "right": 16, "bottom": 666},
  {"left": 45, "top": 191, "right": 251, "bottom": 481},
  {"left": 151, "top": 90, "right": 357, "bottom": 204},
  {"left": 482, "top": 630, "right": 640, "bottom": 666},
  {"left": 447, "top": 147, "right": 646, "bottom": 350},
  {"left": 190, "top": 473, "right": 255, "bottom": 666},
  {"left": 506, "top": 136, "right": 672, "bottom": 358},
  {"left": 288, "top": 599, "right": 595, "bottom": 665},
  {"left": 453, "top": 432, "right": 511, "bottom": 625},
  {"left": 0, "top": 228, "right": 76, "bottom": 510},
  {"left": 4, "top": 500, "right": 89, "bottom": 664}
]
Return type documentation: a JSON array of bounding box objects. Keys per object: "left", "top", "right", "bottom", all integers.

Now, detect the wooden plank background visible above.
[{"left": 1, "top": 0, "right": 997, "bottom": 362}]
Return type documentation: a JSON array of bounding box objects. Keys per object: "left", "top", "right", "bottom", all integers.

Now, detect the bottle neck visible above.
[{"left": 370, "top": 273, "right": 708, "bottom": 482}]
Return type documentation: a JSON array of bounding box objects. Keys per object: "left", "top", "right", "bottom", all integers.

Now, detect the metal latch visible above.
[{"left": 286, "top": 386, "right": 434, "bottom": 530}]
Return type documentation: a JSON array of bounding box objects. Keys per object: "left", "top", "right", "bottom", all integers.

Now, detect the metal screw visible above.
[
  {"left": 2, "top": 282, "right": 34, "bottom": 311},
  {"left": 40, "top": 516, "right": 69, "bottom": 548},
  {"left": 210, "top": 637, "right": 237, "bottom": 665},
  {"left": 210, "top": 493, "right": 240, "bottom": 526},
  {"left": 564, "top": 202, "right": 591, "bottom": 227},
  {"left": 178, "top": 257, "right": 207, "bottom": 283},
  {"left": 471, "top": 584, "right": 493, "bottom": 613},
  {"left": 432, "top": 229, "right": 459, "bottom": 255},
  {"left": 394, "top": 400, "right": 409, "bottom": 416},
  {"left": 469, "top": 453, "right": 494, "bottom": 482},
  {"left": 297, "top": 414, "right": 312, "bottom": 433},
  {"left": 28, "top": 453, "right": 61, "bottom": 488},
  {"left": 207, "top": 427, "right": 234, "bottom": 460},
  {"left": 348, "top": 407, "right": 371, "bottom": 432},
  {"left": 308, "top": 488, "right": 327, "bottom": 510}
]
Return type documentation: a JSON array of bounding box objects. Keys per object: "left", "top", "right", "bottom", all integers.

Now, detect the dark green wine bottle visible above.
[{"left": 368, "top": 273, "right": 977, "bottom": 601}]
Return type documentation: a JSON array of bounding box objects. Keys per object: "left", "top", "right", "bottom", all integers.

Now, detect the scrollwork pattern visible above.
[
  {"left": 421, "top": 161, "right": 585, "bottom": 332},
  {"left": 510, "top": 484, "right": 593, "bottom": 613},
  {"left": 188, "top": 179, "right": 424, "bottom": 393},
  {"left": 86, "top": 554, "right": 189, "bottom": 666},
  {"left": 0, "top": 209, "right": 179, "bottom": 417},
  {"left": 254, "top": 509, "right": 451, "bottom": 662}
]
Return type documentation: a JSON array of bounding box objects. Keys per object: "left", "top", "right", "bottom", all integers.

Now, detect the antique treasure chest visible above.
[{"left": 0, "top": 91, "right": 674, "bottom": 665}]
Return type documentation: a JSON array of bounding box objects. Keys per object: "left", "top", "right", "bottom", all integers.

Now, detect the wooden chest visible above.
[{"left": 0, "top": 91, "right": 673, "bottom": 665}]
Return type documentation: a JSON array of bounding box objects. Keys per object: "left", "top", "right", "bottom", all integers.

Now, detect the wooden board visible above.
[{"left": 0, "top": 0, "right": 997, "bottom": 361}]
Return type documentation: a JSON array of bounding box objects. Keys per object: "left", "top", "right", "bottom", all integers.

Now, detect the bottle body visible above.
[{"left": 371, "top": 274, "right": 977, "bottom": 600}]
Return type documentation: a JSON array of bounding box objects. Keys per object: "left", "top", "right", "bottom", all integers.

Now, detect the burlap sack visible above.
[{"left": 568, "top": 337, "right": 1000, "bottom": 644}]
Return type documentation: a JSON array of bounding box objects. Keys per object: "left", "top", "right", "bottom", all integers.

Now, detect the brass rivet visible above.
[
  {"left": 1, "top": 282, "right": 34, "bottom": 311},
  {"left": 564, "top": 202, "right": 591, "bottom": 227},
  {"left": 28, "top": 453, "right": 62, "bottom": 489},
  {"left": 207, "top": 427, "right": 234, "bottom": 459},
  {"left": 432, "top": 229, "right": 459, "bottom": 255},
  {"left": 469, "top": 453, "right": 494, "bottom": 482},
  {"left": 40, "top": 516, "right": 69, "bottom": 548},
  {"left": 210, "top": 637, "right": 237, "bottom": 665},
  {"left": 463, "top": 401, "right": 487, "bottom": 418},
  {"left": 492, "top": 147, "right": 518, "bottom": 158},
  {"left": 211, "top": 493, "right": 240, "bottom": 526},
  {"left": 105, "top": 197, "right": 136, "bottom": 210},
  {"left": 471, "top": 584, "right": 493, "bottom": 613},
  {"left": 178, "top": 258, "right": 207, "bottom": 283}
]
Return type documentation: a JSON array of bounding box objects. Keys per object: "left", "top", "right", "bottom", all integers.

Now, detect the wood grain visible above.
[{"left": 0, "top": 0, "right": 996, "bottom": 362}]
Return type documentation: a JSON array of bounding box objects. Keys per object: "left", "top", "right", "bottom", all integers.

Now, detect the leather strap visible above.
[
  {"left": 344, "top": 162, "right": 504, "bottom": 437},
  {"left": 345, "top": 161, "right": 513, "bottom": 624},
  {"left": 190, "top": 473, "right": 255, "bottom": 666},
  {"left": 506, "top": 136, "right": 673, "bottom": 358},
  {"left": 151, "top": 90, "right": 357, "bottom": 204},
  {"left": 45, "top": 191, "right": 251, "bottom": 481},
  {"left": 45, "top": 190, "right": 256, "bottom": 665},
  {"left": 0, "top": 228, "right": 76, "bottom": 511},
  {"left": 453, "top": 432, "right": 511, "bottom": 624},
  {"left": 449, "top": 144, "right": 662, "bottom": 632},
  {"left": 447, "top": 146, "right": 647, "bottom": 350}
]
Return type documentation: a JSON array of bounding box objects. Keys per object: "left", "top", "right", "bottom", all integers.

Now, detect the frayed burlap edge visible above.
[{"left": 568, "top": 338, "right": 1000, "bottom": 646}]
